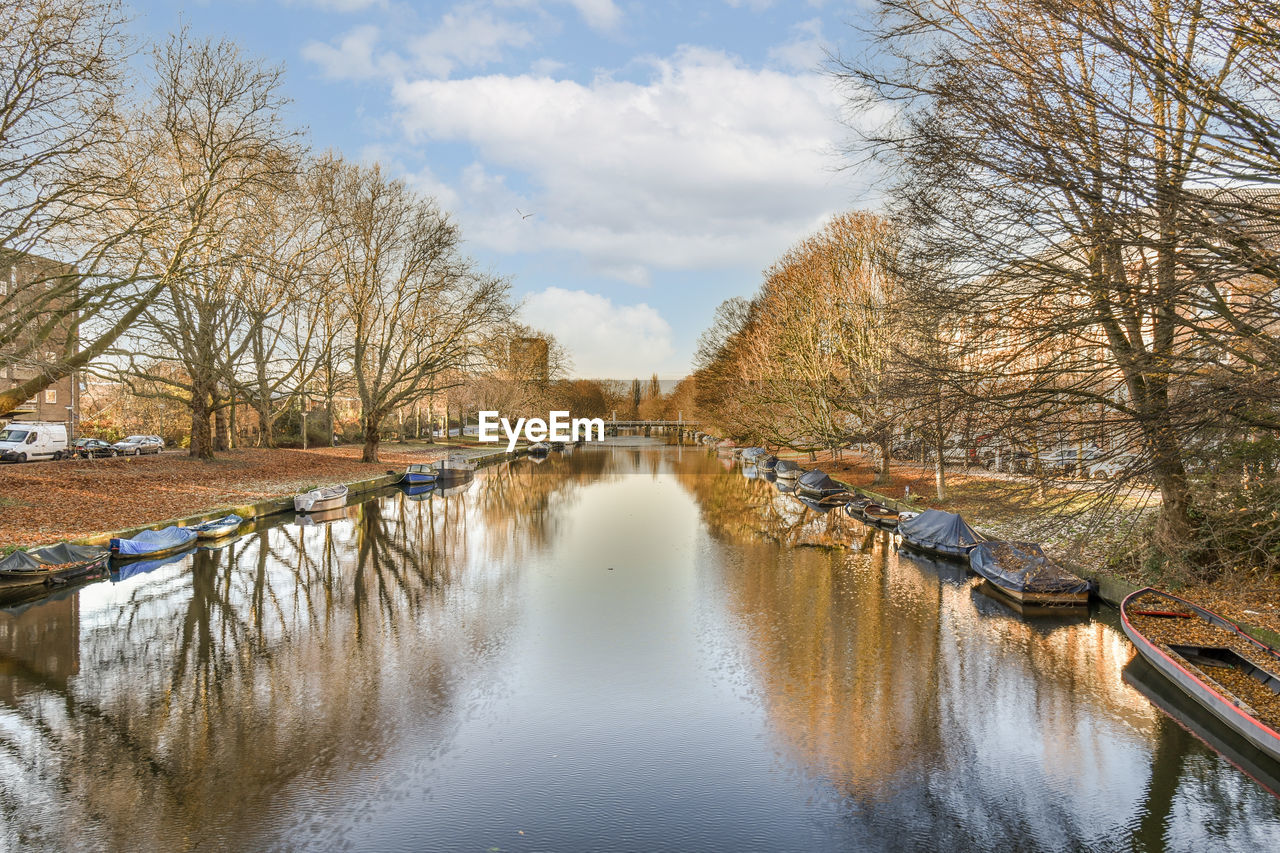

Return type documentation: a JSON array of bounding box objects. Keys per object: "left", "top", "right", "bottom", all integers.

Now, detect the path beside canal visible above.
[{"left": 0, "top": 442, "right": 494, "bottom": 548}]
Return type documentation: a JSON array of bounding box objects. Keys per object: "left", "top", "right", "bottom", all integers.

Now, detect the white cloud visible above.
[
  {"left": 767, "top": 18, "right": 827, "bottom": 71},
  {"left": 521, "top": 287, "right": 674, "bottom": 378},
  {"left": 392, "top": 46, "right": 876, "bottom": 282},
  {"left": 302, "top": 25, "right": 388, "bottom": 80},
  {"left": 564, "top": 0, "right": 622, "bottom": 31},
  {"left": 409, "top": 6, "right": 535, "bottom": 78},
  {"left": 287, "top": 0, "right": 386, "bottom": 11}
]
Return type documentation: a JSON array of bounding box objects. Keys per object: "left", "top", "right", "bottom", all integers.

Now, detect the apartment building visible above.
[{"left": 1, "top": 249, "right": 80, "bottom": 428}]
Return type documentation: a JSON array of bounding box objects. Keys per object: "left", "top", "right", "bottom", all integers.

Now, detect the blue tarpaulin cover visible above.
[
  {"left": 899, "top": 509, "right": 985, "bottom": 557},
  {"left": 110, "top": 525, "right": 197, "bottom": 557},
  {"left": 969, "top": 541, "right": 1090, "bottom": 595}
]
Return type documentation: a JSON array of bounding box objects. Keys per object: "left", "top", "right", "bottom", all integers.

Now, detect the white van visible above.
[{"left": 0, "top": 421, "right": 69, "bottom": 462}]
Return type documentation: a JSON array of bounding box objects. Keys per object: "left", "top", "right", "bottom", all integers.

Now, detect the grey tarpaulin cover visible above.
[
  {"left": 969, "top": 541, "right": 1090, "bottom": 595},
  {"left": 758, "top": 455, "right": 779, "bottom": 470},
  {"left": 898, "top": 509, "right": 986, "bottom": 557},
  {"left": 0, "top": 543, "right": 109, "bottom": 574},
  {"left": 774, "top": 459, "right": 804, "bottom": 475},
  {"left": 797, "top": 469, "right": 845, "bottom": 496}
]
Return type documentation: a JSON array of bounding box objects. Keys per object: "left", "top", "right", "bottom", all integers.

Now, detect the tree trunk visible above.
[
  {"left": 256, "top": 395, "right": 273, "bottom": 448},
  {"left": 213, "top": 387, "right": 230, "bottom": 452},
  {"left": 362, "top": 410, "right": 382, "bottom": 462},
  {"left": 934, "top": 435, "right": 947, "bottom": 501},
  {"left": 875, "top": 436, "right": 892, "bottom": 486},
  {"left": 189, "top": 381, "right": 214, "bottom": 460}
]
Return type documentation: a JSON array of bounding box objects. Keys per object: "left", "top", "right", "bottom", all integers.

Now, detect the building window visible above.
[{"left": 45, "top": 389, "right": 56, "bottom": 403}]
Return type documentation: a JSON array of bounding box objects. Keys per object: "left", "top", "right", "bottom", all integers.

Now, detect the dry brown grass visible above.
[{"left": 1, "top": 443, "right": 453, "bottom": 547}]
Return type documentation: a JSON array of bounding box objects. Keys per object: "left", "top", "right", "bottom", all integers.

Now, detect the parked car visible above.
[
  {"left": 0, "top": 421, "right": 69, "bottom": 462},
  {"left": 113, "top": 435, "right": 163, "bottom": 456},
  {"left": 146, "top": 435, "right": 166, "bottom": 449},
  {"left": 1088, "top": 453, "right": 1142, "bottom": 480},
  {"left": 74, "top": 438, "right": 118, "bottom": 458}
]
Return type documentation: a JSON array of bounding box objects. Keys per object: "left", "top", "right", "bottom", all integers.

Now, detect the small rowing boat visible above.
[
  {"left": 401, "top": 463, "right": 439, "bottom": 485},
  {"left": 437, "top": 454, "right": 477, "bottom": 479},
  {"left": 294, "top": 484, "right": 348, "bottom": 513},
  {"left": 188, "top": 514, "right": 244, "bottom": 541},
  {"left": 859, "top": 503, "right": 901, "bottom": 531},
  {"left": 1122, "top": 588, "right": 1280, "bottom": 765}
]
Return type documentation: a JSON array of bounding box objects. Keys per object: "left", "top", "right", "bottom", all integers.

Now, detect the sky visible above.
[{"left": 127, "top": 1, "right": 883, "bottom": 379}]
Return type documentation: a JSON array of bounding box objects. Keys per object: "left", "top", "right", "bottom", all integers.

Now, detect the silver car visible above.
[{"left": 112, "top": 434, "right": 163, "bottom": 456}]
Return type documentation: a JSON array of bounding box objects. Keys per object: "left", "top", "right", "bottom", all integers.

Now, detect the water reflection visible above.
[{"left": 0, "top": 447, "right": 1276, "bottom": 851}]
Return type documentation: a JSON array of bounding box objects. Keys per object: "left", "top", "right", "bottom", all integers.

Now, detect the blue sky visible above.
[{"left": 128, "top": 1, "right": 882, "bottom": 379}]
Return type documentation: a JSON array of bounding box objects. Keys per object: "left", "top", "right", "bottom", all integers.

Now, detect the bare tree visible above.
[
  {"left": 836, "top": 0, "right": 1280, "bottom": 567},
  {"left": 0, "top": 0, "right": 170, "bottom": 414},
  {"left": 315, "top": 157, "right": 513, "bottom": 462},
  {"left": 101, "top": 32, "right": 302, "bottom": 458}
]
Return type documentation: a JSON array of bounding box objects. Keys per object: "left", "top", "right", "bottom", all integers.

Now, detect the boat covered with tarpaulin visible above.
[
  {"left": 898, "top": 509, "right": 985, "bottom": 560},
  {"left": 969, "top": 541, "right": 1089, "bottom": 606},
  {"left": 739, "top": 447, "right": 768, "bottom": 463},
  {"left": 774, "top": 459, "right": 805, "bottom": 479},
  {"left": 0, "top": 543, "right": 110, "bottom": 589},
  {"left": 109, "top": 526, "right": 198, "bottom": 560},
  {"left": 795, "top": 469, "right": 846, "bottom": 498},
  {"left": 757, "top": 455, "right": 779, "bottom": 471}
]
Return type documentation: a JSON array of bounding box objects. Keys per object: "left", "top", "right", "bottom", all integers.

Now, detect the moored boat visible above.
[
  {"left": 109, "top": 526, "right": 198, "bottom": 561},
  {"left": 898, "top": 509, "right": 985, "bottom": 560},
  {"left": 188, "top": 514, "right": 244, "bottom": 540},
  {"left": 844, "top": 496, "right": 874, "bottom": 519},
  {"left": 528, "top": 441, "right": 551, "bottom": 455},
  {"left": 859, "top": 503, "right": 901, "bottom": 531},
  {"left": 0, "top": 543, "right": 111, "bottom": 590},
  {"left": 1121, "top": 588, "right": 1280, "bottom": 765},
  {"left": 739, "top": 447, "right": 767, "bottom": 463},
  {"left": 400, "top": 463, "right": 439, "bottom": 485},
  {"left": 968, "top": 541, "right": 1089, "bottom": 607},
  {"left": 758, "top": 454, "right": 779, "bottom": 471},
  {"left": 774, "top": 459, "right": 805, "bottom": 479},
  {"left": 437, "top": 454, "right": 477, "bottom": 479},
  {"left": 795, "top": 469, "right": 846, "bottom": 499},
  {"left": 294, "top": 484, "right": 348, "bottom": 513}
]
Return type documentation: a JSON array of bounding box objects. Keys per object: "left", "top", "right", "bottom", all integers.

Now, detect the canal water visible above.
[{"left": 2, "top": 443, "right": 1279, "bottom": 851}]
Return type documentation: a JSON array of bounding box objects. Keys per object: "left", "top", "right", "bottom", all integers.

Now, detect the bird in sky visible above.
[{"left": 516, "top": 208, "right": 534, "bottom": 220}]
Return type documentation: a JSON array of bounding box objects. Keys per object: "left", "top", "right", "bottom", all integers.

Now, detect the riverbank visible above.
[
  {"left": 770, "top": 446, "right": 1280, "bottom": 638},
  {"left": 0, "top": 442, "right": 492, "bottom": 549}
]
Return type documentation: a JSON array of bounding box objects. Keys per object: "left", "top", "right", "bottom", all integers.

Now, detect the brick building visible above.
[{"left": 1, "top": 249, "right": 80, "bottom": 430}]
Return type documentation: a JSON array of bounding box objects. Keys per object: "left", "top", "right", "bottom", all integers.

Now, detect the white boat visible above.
[
  {"left": 294, "top": 484, "right": 348, "bottom": 513},
  {"left": 436, "top": 454, "right": 477, "bottom": 478}
]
